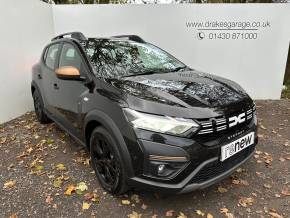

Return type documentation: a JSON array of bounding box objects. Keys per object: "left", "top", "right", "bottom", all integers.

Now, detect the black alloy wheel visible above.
[
  {"left": 32, "top": 90, "right": 51, "bottom": 124},
  {"left": 90, "top": 127, "right": 128, "bottom": 194}
]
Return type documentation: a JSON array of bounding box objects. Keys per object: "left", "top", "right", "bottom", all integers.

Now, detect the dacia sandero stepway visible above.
[{"left": 31, "top": 32, "right": 258, "bottom": 194}]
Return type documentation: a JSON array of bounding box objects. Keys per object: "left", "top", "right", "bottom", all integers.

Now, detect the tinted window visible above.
[
  {"left": 82, "top": 39, "right": 185, "bottom": 78},
  {"left": 59, "top": 43, "right": 82, "bottom": 71},
  {"left": 45, "top": 44, "right": 60, "bottom": 69}
]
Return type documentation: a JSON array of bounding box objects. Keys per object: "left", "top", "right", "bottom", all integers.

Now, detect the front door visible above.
[{"left": 52, "top": 42, "right": 89, "bottom": 139}]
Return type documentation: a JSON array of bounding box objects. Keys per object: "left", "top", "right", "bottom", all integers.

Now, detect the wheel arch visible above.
[
  {"left": 31, "top": 81, "right": 40, "bottom": 95},
  {"left": 84, "top": 109, "right": 134, "bottom": 177}
]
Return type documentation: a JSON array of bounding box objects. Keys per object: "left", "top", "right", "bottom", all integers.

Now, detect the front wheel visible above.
[{"left": 90, "top": 127, "right": 128, "bottom": 195}]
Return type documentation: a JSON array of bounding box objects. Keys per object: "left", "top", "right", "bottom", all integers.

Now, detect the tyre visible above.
[
  {"left": 90, "top": 126, "right": 128, "bottom": 195},
  {"left": 32, "top": 89, "right": 51, "bottom": 124}
]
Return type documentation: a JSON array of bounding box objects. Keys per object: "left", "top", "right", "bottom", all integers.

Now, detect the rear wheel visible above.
[
  {"left": 90, "top": 127, "right": 128, "bottom": 195},
  {"left": 32, "top": 89, "right": 51, "bottom": 124}
]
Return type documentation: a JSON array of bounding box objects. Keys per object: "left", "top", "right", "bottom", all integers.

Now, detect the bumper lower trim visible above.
[{"left": 179, "top": 150, "right": 254, "bottom": 193}]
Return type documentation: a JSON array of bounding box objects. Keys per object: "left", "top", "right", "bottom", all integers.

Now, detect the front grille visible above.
[
  {"left": 197, "top": 104, "right": 256, "bottom": 135},
  {"left": 190, "top": 145, "right": 255, "bottom": 184}
]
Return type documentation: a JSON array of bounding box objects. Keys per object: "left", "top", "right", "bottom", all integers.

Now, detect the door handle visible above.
[
  {"left": 37, "top": 74, "right": 42, "bottom": 79},
  {"left": 53, "top": 83, "right": 59, "bottom": 90}
]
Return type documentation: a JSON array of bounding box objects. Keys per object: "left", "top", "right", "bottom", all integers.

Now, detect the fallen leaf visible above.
[
  {"left": 269, "top": 211, "right": 283, "bottom": 218},
  {"left": 46, "top": 195, "right": 53, "bottom": 204},
  {"left": 281, "top": 188, "right": 290, "bottom": 196},
  {"left": 165, "top": 210, "right": 175, "bottom": 217},
  {"left": 240, "top": 180, "right": 249, "bottom": 186},
  {"left": 239, "top": 197, "right": 254, "bottom": 207},
  {"left": 264, "top": 184, "right": 272, "bottom": 189},
  {"left": 9, "top": 214, "right": 17, "bottom": 218},
  {"left": 263, "top": 153, "right": 273, "bottom": 165},
  {"left": 252, "top": 192, "right": 257, "bottom": 197},
  {"left": 64, "top": 184, "right": 76, "bottom": 196},
  {"left": 3, "top": 180, "right": 16, "bottom": 189},
  {"left": 47, "top": 139, "right": 54, "bottom": 145},
  {"left": 128, "top": 211, "right": 142, "bottom": 218},
  {"left": 217, "top": 187, "right": 228, "bottom": 193},
  {"left": 131, "top": 194, "right": 140, "bottom": 203},
  {"left": 225, "top": 213, "right": 234, "bottom": 218},
  {"left": 258, "top": 134, "right": 264, "bottom": 138},
  {"left": 232, "top": 179, "right": 249, "bottom": 186},
  {"left": 35, "top": 165, "right": 44, "bottom": 171},
  {"left": 232, "top": 179, "right": 240, "bottom": 185},
  {"left": 84, "top": 192, "right": 94, "bottom": 201},
  {"left": 7, "top": 164, "right": 15, "bottom": 170},
  {"left": 63, "top": 175, "right": 70, "bottom": 181},
  {"left": 0, "top": 137, "right": 7, "bottom": 144},
  {"left": 220, "top": 208, "right": 229, "bottom": 214},
  {"left": 195, "top": 210, "right": 205, "bottom": 216},
  {"left": 76, "top": 182, "right": 88, "bottom": 194},
  {"left": 53, "top": 178, "right": 62, "bottom": 188},
  {"left": 279, "top": 157, "right": 285, "bottom": 162},
  {"left": 256, "top": 171, "right": 263, "bottom": 177},
  {"left": 220, "top": 208, "right": 234, "bottom": 218},
  {"left": 141, "top": 204, "right": 147, "bottom": 210},
  {"left": 83, "top": 192, "right": 99, "bottom": 204},
  {"left": 82, "top": 202, "right": 91, "bottom": 210},
  {"left": 26, "top": 147, "right": 33, "bottom": 154},
  {"left": 207, "top": 213, "right": 214, "bottom": 218},
  {"left": 91, "top": 194, "right": 100, "bottom": 203},
  {"left": 56, "top": 163, "right": 66, "bottom": 171},
  {"left": 177, "top": 212, "right": 187, "bottom": 218},
  {"left": 122, "top": 200, "right": 131, "bottom": 205}
]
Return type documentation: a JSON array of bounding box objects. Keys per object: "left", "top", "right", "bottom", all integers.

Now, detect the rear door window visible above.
[{"left": 45, "top": 44, "right": 60, "bottom": 70}]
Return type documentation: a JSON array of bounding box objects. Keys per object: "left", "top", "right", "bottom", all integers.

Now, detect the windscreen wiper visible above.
[
  {"left": 122, "top": 70, "right": 164, "bottom": 78},
  {"left": 170, "top": 66, "right": 188, "bottom": 72}
]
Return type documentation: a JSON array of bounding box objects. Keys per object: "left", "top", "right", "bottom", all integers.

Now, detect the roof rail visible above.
[
  {"left": 112, "top": 35, "right": 146, "bottom": 43},
  {"left": 52, "top": 32, "right": 87, "bottom": 41}
]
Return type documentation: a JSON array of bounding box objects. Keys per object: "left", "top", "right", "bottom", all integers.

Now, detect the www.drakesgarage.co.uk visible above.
[{"left": 186, "top": 20, "right": 271, "bottom": 40}]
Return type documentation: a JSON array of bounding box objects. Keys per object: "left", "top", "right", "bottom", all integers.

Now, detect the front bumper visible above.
[
  {"left": 128, "top": 144, "right": 255, "bottom": 193},
  {"left": 128, "top": 121, "right": 258, "bottom": 193}
]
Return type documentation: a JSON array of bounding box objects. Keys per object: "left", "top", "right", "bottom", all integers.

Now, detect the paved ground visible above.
[{"left": 0, "top": 100, "right": 290, "bottom": 218}]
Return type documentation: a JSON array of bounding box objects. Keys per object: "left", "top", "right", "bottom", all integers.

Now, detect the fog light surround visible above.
[{"left": 144, "top": 160, "right": 189, "bottom": 179}]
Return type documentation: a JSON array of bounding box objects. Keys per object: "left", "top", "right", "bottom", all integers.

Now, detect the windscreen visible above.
[{"left": 81, "top": 38, "right": 186, "bottom": 78}]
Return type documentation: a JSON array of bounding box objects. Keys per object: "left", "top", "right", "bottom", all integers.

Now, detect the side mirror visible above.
[{"left": 55, "top": 66, "right": 81, "bottom": 80}]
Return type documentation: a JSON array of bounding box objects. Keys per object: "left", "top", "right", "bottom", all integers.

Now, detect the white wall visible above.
[
  {"left": 0, "top": 0, "right": 54, "bottom": 123},
  {"left": 53, "top": 4, "right": 290, "bottom": 100}
]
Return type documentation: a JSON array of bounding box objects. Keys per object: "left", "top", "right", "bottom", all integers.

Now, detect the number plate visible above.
[{"left": 221, "top": 132, "right": 255, "bottom": 161}]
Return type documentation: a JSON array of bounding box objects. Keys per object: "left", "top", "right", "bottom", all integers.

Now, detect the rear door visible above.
[{"left": 40, "top": 43, "right": 61, "bottom": 116}]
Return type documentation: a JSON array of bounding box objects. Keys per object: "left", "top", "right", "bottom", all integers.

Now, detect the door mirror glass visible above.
[{"left": 55, "top": 66, "right": 81, "bottom": 80}]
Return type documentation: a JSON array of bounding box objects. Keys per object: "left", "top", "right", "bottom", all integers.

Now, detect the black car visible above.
[{"left": 31, "top": 32, "right": 258, "bottom": 194}]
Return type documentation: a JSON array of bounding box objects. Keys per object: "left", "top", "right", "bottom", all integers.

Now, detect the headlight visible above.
[{"left": 123, "top": 108, "right": 199, "bottom": 136}]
